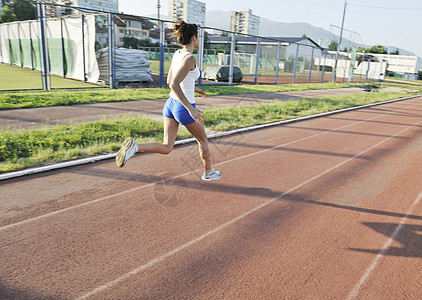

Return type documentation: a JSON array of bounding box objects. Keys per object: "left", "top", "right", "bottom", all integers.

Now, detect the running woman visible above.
[{"left": 116, "top": 21, "right": 221, "bottom": 181}]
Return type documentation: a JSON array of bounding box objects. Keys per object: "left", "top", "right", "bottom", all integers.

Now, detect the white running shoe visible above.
[
  {"left": 116, "top": 137, "right": 138, "bottom": 167},
  {"left": 202, "top": 168, "right": 221, "bottom": 181}
]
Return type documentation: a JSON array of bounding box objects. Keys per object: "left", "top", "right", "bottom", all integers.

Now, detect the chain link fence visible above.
[{"left": 0, "top": 1, "right": 386, "bottom": 91}]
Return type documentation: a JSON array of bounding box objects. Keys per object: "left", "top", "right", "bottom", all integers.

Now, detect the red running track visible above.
[{"left": 1, "top": 97, "right": 422, "bottom": 299}]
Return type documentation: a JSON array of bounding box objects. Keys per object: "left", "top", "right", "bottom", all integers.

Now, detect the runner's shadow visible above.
[
  {"left": 349, "top": 222, "right": 422, "bottom": 258},
  {"left": 212, "top": 140, "right": 374, "bottom": 160},
  {"left": 72, "top": 168, "right": 422, "bottom": 222}
]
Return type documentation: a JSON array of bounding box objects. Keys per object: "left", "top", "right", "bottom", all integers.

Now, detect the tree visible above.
[
  {"left": 302, "top": 33, "right": 307, "bottom": 38},
  {"left": 139, "top": 39, "right": 159, "bottom": 47},
  {"left": 123, "top": 36, "right": 139, "bottom": 49},
  {"left": 418, "top": 70, "right": 422, "bottom": 81},
  {"left": 204, "top": 31, "right": 211, "bottom": 49},
  {"left": 11, "top": 0, "right": 36, "bottom": 21},
  {"left": 389, "top": 48, "right": 399, "bottom": 55},
  {"left": 328, "top": 40, "right": 338, "bottom": 51},
  {"left": 62, "top": 0, "right": 73, "bottom": 16},
  {"left": 0, "top": 5, "right": 16, "bottom": 23},
  {"left": 366, "top": 45, "right": 387, "bottom": 54}
]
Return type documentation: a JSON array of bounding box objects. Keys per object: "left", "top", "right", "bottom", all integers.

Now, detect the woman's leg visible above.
[
  {"left": 137, "top": 117, "right": 179, "bottom": 154},
  {"left": 184, "top": 121, "right": 212, "bottom": 173}
]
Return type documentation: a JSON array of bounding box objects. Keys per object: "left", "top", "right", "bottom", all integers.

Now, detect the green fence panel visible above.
[
  {"left": 20, "top": 39, "right": 32, "bottom": 68},
  {"left": 8, "top": 39, "right": 21, "bottom": 66},
  {"left": 31, "top": 38, "right": 42, "bottom": 70}
]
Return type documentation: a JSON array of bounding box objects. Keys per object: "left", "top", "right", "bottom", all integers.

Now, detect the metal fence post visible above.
[
  {"left": 107, "top": 12, "right": 116, "bottom": 88},
  {"left": 254, "top": 37, "right": 261, "bottom": 84},
  {"left": 81, "top": 14, "right": 87, "bottom": 82},
  {"left": 292, "top": 44, "right": 299, "bottom": 84},
  {"left": 159, "top": 20, "right": 165, "bottom": 87},
  {"left": 307, "top": 47, "right": 314, "bottom": 83},
  {"left": 342, "top": 54, "right": 347, "bottom": 83},
  {"left": 7, "top": 24, "right": 12, "bottom": 65},
  {"left": 321, "top": 52, "right": 326, "bottom": 83},
  {"left": 60, "top": 17, "right": 66, "bottom": 77},
  {"left": 275, "top": 41, "right": 281, "bottom": 84},
  {"left": 378, "top": 59, "right": 385, "bottom": 82},
  {"left": 198, "top": 26, "right": 204, "bottom": 85},
  {"left": 17, "top": 22, "right": 23, "bottom": 67},
  {"left": 0, "top": 24, "right": 3, "bottom": 64},
  {"left": 38, "top": 3, "right": 50, "bottom": 90},
  {"left": 366, "top": 57, "right": 370, "bottom": 82},
  {"left": 316, "top": 52, "right": 321, "bottom": 76},
  {"left": 229, "top": 32, "right": 235, "bottom": 85}
]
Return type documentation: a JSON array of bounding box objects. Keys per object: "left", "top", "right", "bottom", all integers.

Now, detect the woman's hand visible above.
[
  {"left": 195, "top": 88, "right": 208, "bottom": 98},
  {"left": 189, "top": 107, "right": 205, "bottom": 125}
]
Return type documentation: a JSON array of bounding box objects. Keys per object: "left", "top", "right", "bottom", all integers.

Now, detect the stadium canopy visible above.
[{"left": 207, "top": 36, "right": 324, "bottom": 50}]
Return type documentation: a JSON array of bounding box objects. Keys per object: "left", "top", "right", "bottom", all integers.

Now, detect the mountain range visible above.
[{"left": 205, "top": 10, "right": 415, "bottom": 56}]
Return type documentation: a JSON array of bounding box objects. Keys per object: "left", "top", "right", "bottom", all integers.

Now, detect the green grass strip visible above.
[
  {"left": 0, "top": 90, "right": 417, "bottom": 173},
  {"left": 0, "top": 115, "right": 191, "bottom": 172},
  {"left": 0, "top": 82, "right": 367, "bottom": 110}
]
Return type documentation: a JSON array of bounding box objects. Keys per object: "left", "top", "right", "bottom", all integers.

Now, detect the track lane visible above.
[
  {"left": 1, "top": 100, "right": 415, "bottom": 228},
  {"left": 0, "top": 97, "right": 421, "bottom": 299}
]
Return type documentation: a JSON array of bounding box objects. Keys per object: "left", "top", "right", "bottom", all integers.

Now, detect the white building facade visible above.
[
  {"left": 115, "top": 15, "right": 151, "bottom": 47},
  {"left": 231, "top": 8, "right": 260, "bottom": 36},
  {"left": 168, "top": 0, "right": 206, "bottom": 27},
  {"left": 57, "top": 0, "right": 118, "bottom": 13},
  {"left": 370, "top": 53, "right": 422, "bottom": 75}
]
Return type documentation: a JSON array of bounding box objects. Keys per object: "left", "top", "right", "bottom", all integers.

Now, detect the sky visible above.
[{"left": 119, "top": 0, "right": 422, "bottom": 58}]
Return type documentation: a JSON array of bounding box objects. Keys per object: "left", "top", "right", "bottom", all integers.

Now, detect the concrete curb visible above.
[{"left": 1, "top": 94, "right": 421, "bottom": 181}]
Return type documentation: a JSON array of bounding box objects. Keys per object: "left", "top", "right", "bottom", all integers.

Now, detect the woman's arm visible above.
[
  {"left": 167, "top": 65, "right": 173, "bottom": 85},
  {"left": 169, "top": 55, "right": 204, "bottom": 124}
]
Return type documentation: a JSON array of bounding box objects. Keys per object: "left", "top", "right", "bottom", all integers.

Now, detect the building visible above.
[
  {"left": 115, "top": 15, "right": 152, "bottom": 47},
  {"left": 369, "top": 53, "right": 422, "bottom": 75},
  {"left": 56, "top": 0, "right": 118, "bottom": 14},
  {"left": 168, "top": 0, "right": 206, "bottom": 27},
  {"left": 327, "top": 51, "right": 422, "bottom": 76},
  {"left": 39, "top": 0, "right": 60, "bottom": 18},
  {"left": 231, "top": 8, "right": 260, "bottom": 36}
]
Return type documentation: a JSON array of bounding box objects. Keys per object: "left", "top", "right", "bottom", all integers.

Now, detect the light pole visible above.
[
  {"left": 157, "top": 0, "right": 161, "bottom": 33},
  {"left": 157, "top": 0, "right": 160, "bottom": 21},
  {"left": 333, "top": 0, "right": 347, "bottom": 83}
]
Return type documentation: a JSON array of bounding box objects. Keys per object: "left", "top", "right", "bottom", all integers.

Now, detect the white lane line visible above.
[
  {"left": 0, "top": 109, "right": 394, "bottom": 233},
  {"left": 77, "top": 118, "right": 422, "bottom": 299},
  {"left": 347, "top": 190, "right": 422, "bottom": 300}
]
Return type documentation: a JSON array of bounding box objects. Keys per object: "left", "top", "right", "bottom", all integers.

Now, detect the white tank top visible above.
[{"left": 169, "top": 50, "right": 200, "bottom": 104}]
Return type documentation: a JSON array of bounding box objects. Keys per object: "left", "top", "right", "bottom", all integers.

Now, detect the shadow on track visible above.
[{"left": 349, "top": 222, "right": 422, "bottom": 258}]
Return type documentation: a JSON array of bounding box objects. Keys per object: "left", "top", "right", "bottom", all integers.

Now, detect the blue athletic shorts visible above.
[{"left": 162, "top": 97, "right": 196, "bottom": 125}]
